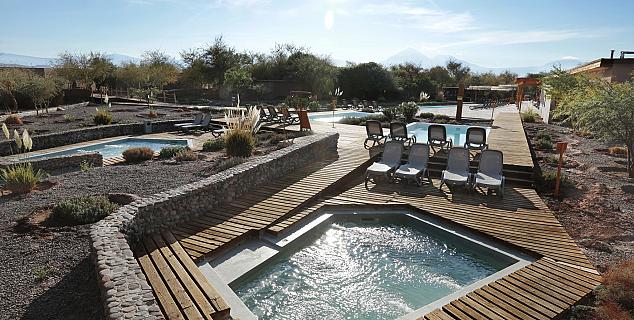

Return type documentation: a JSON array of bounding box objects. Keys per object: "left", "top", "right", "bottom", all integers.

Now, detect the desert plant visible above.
[
  {"left": 122, "top": 147, "right": 154, "bottom": 163},
  {"left": 608, "top": 146, "right": 627, "bottom": 155},
  {"left": 174, "top": 148, "right": 197, "bottom": 161},
  {"left": 3, "top": 114, "right": 23, "bottom": 125},
  {"left": 339, "top": 116, "right": 364, "bottom": 126},
  {"left": 382, "top": 107, "right": 398, "bottom": 122},
  {"left": 596, "top": 259, "right": 634, "bottom": 313},
  {"left": 80, "top": 160, "right": 93, "bottom": 172},
  {"left": 307, "top": 101, "right": 320, "bottom": 112},
  {"left": 432, "top": 114, "right": 452, "bottom": 123},
  {"left": 540, "top": 170, "right": 573, "bottom": 191},
  {"left": 94, "top": 108, "right": 112, "bottom": 125},
  {"left": 52, "top": 195, "right": 119, "bottom": 225},
  {"left": 419, "top": 91, "right": 430, "bottom": 102},
  {"left": 224, "top": 105, "right": 262, "bottom": 134},
  {"left": 63, "top": 114, "right": 76, "bottom": 122},
  {"left": 225, "top": 129, "right": 255, "bottom": 157},
  {"left": 535, "top": 138, "right": 553, "bottom": 150},
  {"left": 536, "top": 130, "right": 552, "bottom": 141},
  {"left": 400, "top": 101, "right": 419, "bottom": 123},
  {"left": 202, "top": 139, "right": 225, "bottom": 152},
  {"left": 545, "top": 156, "right": 566, "bottom": 167},
  {"left": 159, "top": 146, "right": 188, "bottom": 159},
  {"left": 215, "top": 156, "right": 246, "bottom": 172},
  {"left": 419, "top": 112, "right": 434, "bottom": 119},
  {"left": 33, "top": 267, "right": 51, "bottom": 282},
  {"left": 521, "top": 110, "right": 539, "bottom": 123},
  {"left": 268, "top": 133, "right": 287, "bottom": 145},
  {"left": 0, "top": 163, "right": 47, "bottom": 194}
]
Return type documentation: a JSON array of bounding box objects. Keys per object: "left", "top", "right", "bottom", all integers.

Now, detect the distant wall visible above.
[{"left": 0, "top": 152, "right": 103, "bottom": 174}]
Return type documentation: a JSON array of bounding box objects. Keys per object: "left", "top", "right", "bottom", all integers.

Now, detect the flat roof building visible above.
[{"left": 568, "top": 50, "right": 634, "bottom": 83}]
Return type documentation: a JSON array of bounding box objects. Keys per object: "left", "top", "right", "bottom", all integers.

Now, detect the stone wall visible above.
[
  {"left": 90, "top": 133, "right": 338, "bottom": 319},
  {"left": 0, "top": 119, "right": 183, "bottom": 157},
  {"left": 0, "top": 152, "right": 103, "bottom": 174}
]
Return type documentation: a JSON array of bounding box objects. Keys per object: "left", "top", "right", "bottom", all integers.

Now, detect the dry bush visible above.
[
  {"left": 174, "top": 149, "right": 197, "bottom": 161},
  {"left": 594, "top": 301, "right": 631, "bottom": 320},
  {"left": 3, "top": 115, "right": 23, "bottom": 125},
  {"left": 597, "top": 260, "right": 634, "bottom": 312},
  {"left": 122, "top": 147, "right": 154, "bottom": 163},
  {"left": 608, "top": 146, "right": 628, "bottom": 155}
]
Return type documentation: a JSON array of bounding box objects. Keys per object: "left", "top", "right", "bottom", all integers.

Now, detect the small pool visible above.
[
  {"left": 26, "top": 138, "right": 190, "bottom": 160},
  {"left": 309, "top": 111, "right": 375, "bottom": 123},
  {"left": 231, "top": 215, "right": 518, "bottom": 319},
  {"left": 407, "top": 122, "right": 490, "bottom": 147}
]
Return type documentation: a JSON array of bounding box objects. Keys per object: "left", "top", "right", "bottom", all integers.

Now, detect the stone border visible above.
[
  {"left": 0, "top": 153, "right": 103, "bottom": 174},
  {"left": 90, "top": 132, "right": 338, "bottom": 319},
  {"left": 0, "top": 119, "right": 184, "bottom": 156}
]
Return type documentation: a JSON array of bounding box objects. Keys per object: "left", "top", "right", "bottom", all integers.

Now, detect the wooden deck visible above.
[{"left": 134, "top": 110, "right": 600, "bottom": 319}]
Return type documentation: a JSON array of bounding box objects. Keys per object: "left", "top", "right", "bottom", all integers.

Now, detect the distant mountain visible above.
[
  {"left": 0, "top": 52, "right": 140, "bottom": 67},
  {"left": 381, "top": 48, "right": 586, "bottom": 76}
]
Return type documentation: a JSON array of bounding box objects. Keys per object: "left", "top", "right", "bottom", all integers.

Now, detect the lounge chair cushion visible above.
[
  {"left": 475, "top": 172, "right": 502, "bottom": 187},
  {"left": 442, "top": 170, "right": 469, "bottom": 184},
  {"left": 394, "top": 164, "right": 421, "bottom": 178},
  {"left": 366, "top": 162, "right": 396, "bottom": 174}
]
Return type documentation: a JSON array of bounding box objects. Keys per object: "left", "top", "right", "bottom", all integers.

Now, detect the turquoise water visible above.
[
  {"left": 407, "top": 123, "right": 490, "bottom": 147},
  {"left": 27, "top": 138, "right": 189, "bottom": 159},
  {"left": 233, "top": 219, "right": 513, "bottom": 319},
  {"left": 309, "top": 111, "right": 375, "bottom": 123}
]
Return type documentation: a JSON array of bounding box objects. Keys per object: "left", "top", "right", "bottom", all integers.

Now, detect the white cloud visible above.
[
  {"left": 324, "top": 10, "right": 335, "bottom": 30},
  {"left": 358, "top": 2, "right": 475, "bottom": 33}
]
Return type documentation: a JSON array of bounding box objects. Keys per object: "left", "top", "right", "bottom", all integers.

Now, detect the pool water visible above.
[
  {"left": 309, "top": 111, "right": 375, "bottom": 123},
  {"left": 27, "top": 138, "right": 189, "bottom": 159},
  {"left": 232, "top": 219, "right": 514, "bottom": 320},
  {"left": 407, "top": 123, "right": 490, "bottom": 147}
]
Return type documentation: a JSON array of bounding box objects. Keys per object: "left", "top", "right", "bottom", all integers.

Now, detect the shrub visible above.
[
  {"left": 540, "top": 170, "right": 573, "bottom": 191},
  {"left": 122, "top": 147, "right": 154, "bottom": 163},
  {"left": 608, "top": 146, "right": 627, "bottom": 155},
  {"left": 521, "top": 110, "right": 539, "bottom": 123},
  {"left": 535, "top": 138, "right": 553, "bottom": 150},
  {"left": 308, "top": 101, "right": 320, "bottom": 112},
  {"left": 225, "top": 129, "right": 255, "bottom": 157},
  {"left": 597, "top": 259, "right": 634, "bottom": 312},
  {"left": 94, "top": 110, "right": 113, "bottom": 125},
  {"left": 419, "top": 112, "right": 434, "bottom": 119},
  {"left": 400, "top": 101, "right": 419, "bottom": 123},
  {"left": 0, "top": 163, "right": 47, "bottom": 194},
  {"left": 382, "top": 107, "right": 398, "bottom": 122},
  {"left": 63, "top": 114, "right": 76, "bottom": 122},
  {"left": 546, "top": 156, "right": 566, "bottom": 167},
  {"left": 594, "top": 301, "right": 630, "bottom": 320},
  {"left": 215, "top": 157, "right": 246, "bottom": 172},
  {"left": 536, "top": 130, "right": 552, "bottom": 141},
  {"left": 202, "top": 139, "right": 225, "bottom": 152},
  {"left": 3, "top": 115, "right": 23, "bottom": 125},
  {"left": 33, "top": 267, "right": 51, "bottom": 282},
  {"left": 52, "top": 195, "right": 119, "bottom": 225},
  {"left": 80, "top": 160, "right": 93, "bottom": 172},
  {"left": 268, "top": 133, "right": 287, "bottom": 145},
  {"left": 159, "top": 146, "right": 188, "bottom": 159},
  {"left": 432, "top": 114, "right": 451, "bottom": 123},
  {"left": 174, "top": 149, "right": 197, "bottom": 161},
  {"left": 340, "top": 116, "right": 363, "bottom": 125}
]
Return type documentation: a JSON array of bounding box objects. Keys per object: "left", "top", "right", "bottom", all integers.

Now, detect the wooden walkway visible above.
[{"left": 488, "top": 112, "right": 534, "bottom": 168}]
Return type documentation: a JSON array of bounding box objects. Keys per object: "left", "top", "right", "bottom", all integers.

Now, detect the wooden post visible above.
[
  {"left": 554, "top": 142, "right": 568, "bottom": 197},
  {"left": 456, "top": 83, "right": 464, "bottom": 121}
]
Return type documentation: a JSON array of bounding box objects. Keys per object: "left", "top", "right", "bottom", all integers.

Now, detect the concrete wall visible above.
[{"left": 0, "top": 152, "right": 103, "bottom": 174}]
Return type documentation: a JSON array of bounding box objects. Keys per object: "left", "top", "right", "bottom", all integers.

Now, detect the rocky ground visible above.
[
  {"left": 0, "top": 131, "right": 296, "bottom": 320},
  {"left": 524, "top": 121, "right": 634, "bottom": 272}
]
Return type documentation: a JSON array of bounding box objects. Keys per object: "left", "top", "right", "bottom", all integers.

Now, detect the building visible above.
[{"left": 568, "top": 50, "right": 634, "bottom": 83}]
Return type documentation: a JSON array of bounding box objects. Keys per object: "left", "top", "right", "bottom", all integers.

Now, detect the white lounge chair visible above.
[
  {"left": 473, "top": 149, "right": 505, "bottom": 197},
  {"left": 365, "top": 141, "right": 403, "bottom": 187},
  {"left": 175, "top": 113, "right": 203, "bottom": 127},
  {"left": 428, "top": 124, "right": 453, "bottom": 152},
  {"left": 364, "top": 120, "right": 387, "bottom": 149},
  {"left": 394, "top": 143, "right": 431, "bottom": 186},
  {"left": 464, "top": 127, "right": 488, "bottom": 151},
  {"left": 440, "top": 147, "right": 471, "bottom": 190},
  {"left": 180, "top": 113, "right": 212, "bottom": 131}
]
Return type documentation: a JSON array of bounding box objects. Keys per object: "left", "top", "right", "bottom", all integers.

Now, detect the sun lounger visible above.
[
  {"left": 428, "top": 124, "right": 453, "bottom": 152},
  {"left": 180, "top": 113, "right": 212, "bottom": 131},
  {"left": 394, "top": 143, "right": 431, "bottom": 186},
  {"left": 175, "top": 113, "right": 203, "bottom": 127},
  {"left": 259, "top": 107, "right": 272, "bottom": 122},
  {"left": 281, "top": 107, "right": 299, "bottom": 124},
  {"left": 267, "top": 106, "right": 282, "bottom": 123},
  {"left": 365, "top": 141, "right": 404, "bottom": 187},
  {"left": 363, "top": 120, "right": 387, "bottom": 149},
  {"left": 473, "top": 149, "right": 505, "bottom": 197},
  {"left": 390, "top": 122, "right": 416, "bottom": 147},
  {"left": 464, "top": 127, "right": 488, "bottom": 151},
  {"left": 440, "top": 147, "right": 471, "bottom": 190},
  {"left": 211, "top": 125, "right": 228, "bottom": 138}
]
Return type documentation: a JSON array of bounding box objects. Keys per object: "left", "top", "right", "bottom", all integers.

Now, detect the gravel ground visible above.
[{"left": 525, "top": 122, "right": 634, "bottom": 272}]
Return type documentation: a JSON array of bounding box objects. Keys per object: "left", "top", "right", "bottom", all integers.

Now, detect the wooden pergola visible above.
[{"left": 515, "top": 77, "right": 540, "bottom": 111}]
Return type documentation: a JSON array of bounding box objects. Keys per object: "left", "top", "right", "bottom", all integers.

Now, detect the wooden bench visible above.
[{"left": 135, "top": 231, "right": 231, "bottom": 320}]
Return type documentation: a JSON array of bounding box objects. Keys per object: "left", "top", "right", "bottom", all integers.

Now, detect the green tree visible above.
[
  {"left": 140, "top": 50, "right": 180, "bottom": 89},
  {"left": 446, "top": 60, "right": 471, "bottom": 85},
  {"left": 224, "top": 66, "right": 253, "bottom": 95},
  {"left": 391, "top": 63, "right": 436, "bottom": 100},
  {"left": 115, "top": 62, "right": 145, "bottom": 88},
  {"left": 338, "top": 62, "right": 397, "bottom": 100}
]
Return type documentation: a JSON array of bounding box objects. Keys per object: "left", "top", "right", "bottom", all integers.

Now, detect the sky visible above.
[{"left": 1, "top": 0, "right": 633, "bottom": 67}]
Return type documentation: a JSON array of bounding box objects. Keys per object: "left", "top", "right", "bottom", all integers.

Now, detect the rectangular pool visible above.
[
  {"left": 309, "top": 111, "right": 375, "bottom": 123},
  {"left": 26, "top": 138, "right": 190, "bottom": 160},
  {"left": 408, "top": 122, "right": 490, "bottom": 147},
  {"left": 231, "top": 215, "right": 516, "bottom": 319}
]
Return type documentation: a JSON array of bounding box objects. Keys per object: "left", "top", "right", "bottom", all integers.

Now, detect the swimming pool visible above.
[
  {"left": 309, "top": 111, "right": 375, "bottom": 123},
  {"left": 407, "top": 122, "right": 490, "bottom": 147},
  {"left": 26, "top": 138, "right": 190, "bottom": 160},
  {"left": 228, "top": 213, "right": 522, "bottom": 319}
]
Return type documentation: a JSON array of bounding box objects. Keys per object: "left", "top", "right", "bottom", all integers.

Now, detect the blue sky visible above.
[{"left": 1, "top": 0, "right": 632, "bottom": 67}]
